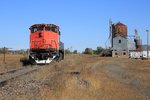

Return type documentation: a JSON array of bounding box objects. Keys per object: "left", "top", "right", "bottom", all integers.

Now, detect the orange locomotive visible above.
[{"left": 29, "top": 24, "right": 64, "bottom": 64}]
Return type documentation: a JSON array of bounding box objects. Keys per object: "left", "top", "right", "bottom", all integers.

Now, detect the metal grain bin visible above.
[{"left": 112, "top": 22, "right": 127, "bottom": 37}]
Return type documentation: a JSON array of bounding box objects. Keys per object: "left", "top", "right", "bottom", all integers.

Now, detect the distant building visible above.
[
  {"left": 113, "top": 36, "right": 128, "bottom": 51},
  {"left": 127, "top": 38, "right": 136, "bottom": 51},
  {"left": 111, "top": 22, "right": 128, "bottom": 57},
  {"left": 142, "top": 45, "right": 150, "bottom": 51},
  {"left": 142, "top": 45, "right": 150, "bottom": 58},
  {"left": 129, "top": 45, "right": 150, "bottom": 58},
  {"left": 109, "top": 19, "right": 144, "bottom": 58}
]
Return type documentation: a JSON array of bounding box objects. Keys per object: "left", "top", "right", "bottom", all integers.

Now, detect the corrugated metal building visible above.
[
  {"left": 112, "top": 36, "right": 128, "bottom": 57},
  {"left": 127, "top": 38, "right": 136, "bottom": 51},
  {"left": 111, "top": 22, "right": 128, "bottom": 57}
]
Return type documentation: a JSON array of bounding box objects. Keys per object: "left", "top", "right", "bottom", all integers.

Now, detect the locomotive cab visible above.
[{"left": 29, "top": 24, "right": 64, "bottom": 64}]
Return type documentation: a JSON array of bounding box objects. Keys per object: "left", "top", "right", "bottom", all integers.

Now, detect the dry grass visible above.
[
  {"left": 0, "top": 54, "right": 24, "bottom": 73},
  {"left": 33, "top": 66, "right": 143, "bottom": 100},
  {"left": 28, "top": 55, "right": 147, "bottom": 100},
  {"left": 0, "top": 54, "right": 149, "bottom": 100}
]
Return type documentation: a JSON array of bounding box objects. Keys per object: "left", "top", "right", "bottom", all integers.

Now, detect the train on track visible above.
[{"left": 28, "top": 24, "right": 64, "bottom": 64}]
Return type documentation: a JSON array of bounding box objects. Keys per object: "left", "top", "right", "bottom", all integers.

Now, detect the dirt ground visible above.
[{"left": 0, "top": 54, "right": 150, "bottom": 100}]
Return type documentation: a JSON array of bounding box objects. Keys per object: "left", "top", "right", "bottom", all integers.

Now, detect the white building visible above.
[{"left": 129, "top": 45, "right": 150, "bottom": 58}]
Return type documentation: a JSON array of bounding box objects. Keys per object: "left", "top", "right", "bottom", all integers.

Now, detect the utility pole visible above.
[
  {"left": 3, "top": 47, "right": 6, "bottom": 64},
  {"left": 70, "top": 46, "right": 72, "bottom": 54},
  {"left": 3, "top": 47, "right": 12, "bottom": 64},
  {"left": 109, "top": 18, "right": 113, "bottom": 48},
  {"left": 146, "top": 30, "right": 149, "bottom": 59}
]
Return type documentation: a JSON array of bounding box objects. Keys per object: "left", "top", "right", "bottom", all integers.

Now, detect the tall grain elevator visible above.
[{"left": 110, "top": 20, "right": 128, "bottom": 57}]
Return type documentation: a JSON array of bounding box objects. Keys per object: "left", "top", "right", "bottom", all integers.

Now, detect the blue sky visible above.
[{"left": 0, "top": 0, "right": 150, "bottom": 52}]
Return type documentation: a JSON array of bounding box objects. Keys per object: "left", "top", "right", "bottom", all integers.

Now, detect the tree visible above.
[
  {"left": 99, "top": 49, "right": 112, "bottom": 56},
  {"left": 73, "top": 50, "right": 78, "bottom": 54},
  {"left": 93, "top": 46, "right": 104, "bottom": 55},
  {"left": 65, "top": 48, "right": 71, "bottom": 54},
  {"left": 93, "top": 46, "right": 112, "bottom": 56},
  {"left": 84, "top": 48, "right": 93, "bottom": 55}
]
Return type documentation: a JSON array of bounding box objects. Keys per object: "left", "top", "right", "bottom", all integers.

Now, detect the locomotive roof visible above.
[{"left": 30, "top": 24, "right": 59, "bottom": 29}]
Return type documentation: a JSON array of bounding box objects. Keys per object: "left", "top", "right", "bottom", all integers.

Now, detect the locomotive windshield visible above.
[
  {"left": 45, "top": 26, "right": 58, "bottom": 33},
  {"left": 30, "top": 24, "right": 59, "bottom": 33},
  {"left": 31, "top": 26, "right": 44, "bottom": 33}
]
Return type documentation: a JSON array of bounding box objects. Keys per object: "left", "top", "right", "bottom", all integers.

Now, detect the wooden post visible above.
[
  {"left": 146, "top": 30, "right": 149, "bottom": 59},
  {"left": 3, "top": 47, "right": 6, "bottom": 64}
]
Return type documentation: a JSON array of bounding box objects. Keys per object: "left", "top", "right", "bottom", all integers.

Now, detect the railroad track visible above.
[
  {"left": 0, "top": 63, "right": 81, "bottom": 87},
  {"left": 0, "top": 65, "right": 45, "bottom": 86}
]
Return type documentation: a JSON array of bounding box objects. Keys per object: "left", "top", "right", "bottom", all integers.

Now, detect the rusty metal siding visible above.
[{"left": 112, "top": 22, "right": 128, "bottom": 37}]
